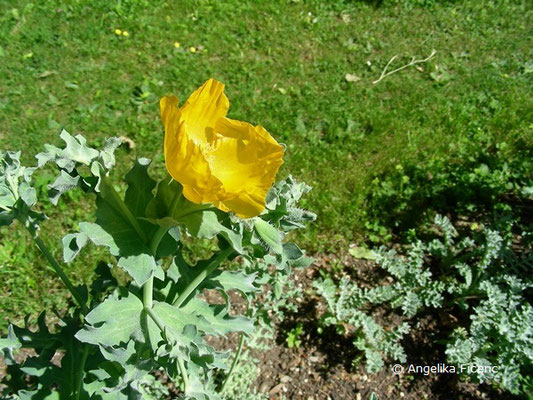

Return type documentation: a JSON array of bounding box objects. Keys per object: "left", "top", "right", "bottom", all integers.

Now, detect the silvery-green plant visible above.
[
  {"left": 0, "top": 80, "right": 315, "bottom": 399},
  {"left": 314, "top": 215, "right": 532, "bottom": 396}
]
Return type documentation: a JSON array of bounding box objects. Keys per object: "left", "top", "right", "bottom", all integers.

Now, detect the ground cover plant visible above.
[
  {"left": 1, "top": 0, "right": 532, "bottom": 398},
  {"left": 314, "top": 212, "right": 532, "bottom": 396}
]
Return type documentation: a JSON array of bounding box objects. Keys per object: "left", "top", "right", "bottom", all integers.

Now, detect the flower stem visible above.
[
  {"left": 143, "top": 225, "right": 169, "bottom": 310},
  {"left": 172, "top": 246, "right": 234, "bottom": 308},
  {"left": 143, "top": 186, "right": 182, "bottom": 310},
  {"left": 74, "top": 344, "right": 89, "bottom": 399},
  {"left": 26, "top": 226, "right": 89, "bottom": 315},
  {"left": 220, "top": 332, "right": 245, "bottom": 393},
  {"left": 151, "top": 225, "right": 169, "bottom": 255},
  {"left": 143, "top": 275, "right": 154, "bottom": 310}
]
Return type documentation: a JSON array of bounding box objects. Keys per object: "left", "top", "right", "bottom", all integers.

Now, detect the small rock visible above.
[
  {"left": 269, "top": 383, "right": 284, "bottom": 395},
  {"left": 309, "top": 356, "right": 320, "bottom": 363},
  {"left": 280, "top": 375, "right": 291, "bottom": 383}
]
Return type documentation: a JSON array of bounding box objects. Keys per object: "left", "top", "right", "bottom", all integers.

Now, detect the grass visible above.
[{"left": 0, "top": 0, "right": 531, "bottom": 330}]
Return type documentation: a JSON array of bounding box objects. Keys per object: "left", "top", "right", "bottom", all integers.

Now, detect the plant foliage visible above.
[
  {"left": 315, "top": 214, "right": 532, "bottom": 395},
  {"left": 0, "top": 131, "right": 315, "bottom": 399}
]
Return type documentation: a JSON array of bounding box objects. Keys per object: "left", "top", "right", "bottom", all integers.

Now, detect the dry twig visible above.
[{"left": 372, "top": 50, "right": 437, "bottom": 84}]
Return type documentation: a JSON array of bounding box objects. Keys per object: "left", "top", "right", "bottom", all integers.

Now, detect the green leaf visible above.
[
  {"left": 56, "top": 129, "right": 100, "bottom": 172},
  {"left": 90, "top": 261, "right": 119, "bottom": 296},
  {"left": 62, "top": 232, "right": 89, "bottom": 262},
  {"left": 283, "top": 242, "right": 303, "bottom": 260},
  {"left": 145, "top": 175, "right": 185, "bottom": 221},
  {"left": 0, "top": 325, "right": 21, "bottom": 351},
  {"left": 156, "top": 259, "right": 253, "bottom": 336},
  {"left": 36, "top": 131, "right": 121, "bottom": 199},
  {"left": 117, "top": 254, "right": 159, "bottom": 287},
  {"left": 155, "top": 226, "right": 181, "bottom": 259},
  {"left": 76, "top": 292, "right": 145, "bottom": 347},
  {"left": 0, "top": 182, "right": 16, "bottom": 209},
  {"left": 76, "top": 291, "right": 203, "bottom": 361},
  {"left": 180, "top": 210, "right": 242, "bottom": 253},
  {"left": 64, "top": 174, "right": 158, "bottom": 285},
  {"left": 48, "top": 170, "right": 80, "bottom": 205},
  {"left": 124, "top": 158, "right": 156, "bottom": 218},
  {"left": 146, "top": 175, "right": 243, "bottom": 253},
  {"left": 253, "top": 217, "right": 282, "bottom": 254},
  {"left": 0, "top": 151, "right": 42, "bottom": 227},
  {"left": 273, "top": 281, "right": 282, "bottom": 299},
  {"left": 206, "top": 270, "right": 257, "bottom": 294},
  {"left": 152, "top": 301, "right": 215, "bottom": 337},
  {"left": 290, "top": 255, "right": 314, "bottom": 268},
  {"left": 76, "top": 219, "right": 156, "bottom": 286},
  {"left": 60, "top": 162, "right": 177, "bottom": 283},
  {"left": 100, "top": 137, "right": 122, "bottom": 170},
  {"left": 264, "top": 175, "right": 316, "bottom": 232},
  {"left": 36, "top": 144, "right": 61, "bottom": 168},
  {"left": 18, "top": 389, "right": 60, "bottom": 400},
  {"left": 0, "top": 311, "right": 99, "bottom": 398},
  {"left": 180, "top": 298, "right": 254, "bottom": 336}
]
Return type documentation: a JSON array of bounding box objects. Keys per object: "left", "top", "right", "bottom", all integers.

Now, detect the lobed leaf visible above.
[{"left": 76, "top": 292, "right": 145, "bottom": 347}]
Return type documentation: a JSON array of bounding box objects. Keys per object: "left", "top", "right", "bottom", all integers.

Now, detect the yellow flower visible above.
[
  {"left": 122, "top": 31, "right": 129, "bottom": 37},
  {"left": 160, "top": 79, "right": 284, "bottom": 219},
  {"left": 189, "top": 46, "right": 197, "bottom": 53},
  {"left": 174, "top": 41, "right": 181, "bottom": 48},
  {"left": 114, "top": 29, "right": 122, "bottom": 35}
]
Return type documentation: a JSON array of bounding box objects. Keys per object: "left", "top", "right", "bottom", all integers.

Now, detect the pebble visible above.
[
  {"left": 280, "top": 375, "right": 291, "bottom": 383},
  {"left": 269, "top": 383, "right": 284, "bottom": 395}
]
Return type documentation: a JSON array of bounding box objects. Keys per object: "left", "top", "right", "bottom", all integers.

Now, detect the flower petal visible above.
[
  {"left": 160, "top": 95, "right": 220, "bottom": 204},
  {"left": 180, "top": 79, "right": 229, "bottom": 145},
  {"left": 160, "top": 95, "right": 181, "bottom": 167},
  {"left": 205, "top": 117, "right": 284, "bottom": 218}
]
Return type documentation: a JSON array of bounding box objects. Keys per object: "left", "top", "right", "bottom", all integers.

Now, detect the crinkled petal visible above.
[
  {"left": 160, "top": 95, "right": 220, "bottom": 203},
  {"left": 180, "top": 79, "right": 229, "bottom": 145},
  {"left": 205, "top": 117, "right": 284, "bottom": 218}
]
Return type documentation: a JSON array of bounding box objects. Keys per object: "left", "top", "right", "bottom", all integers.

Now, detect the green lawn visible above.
[{"left": 1, "top": 0, "right": 531, "bottom": 329}]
